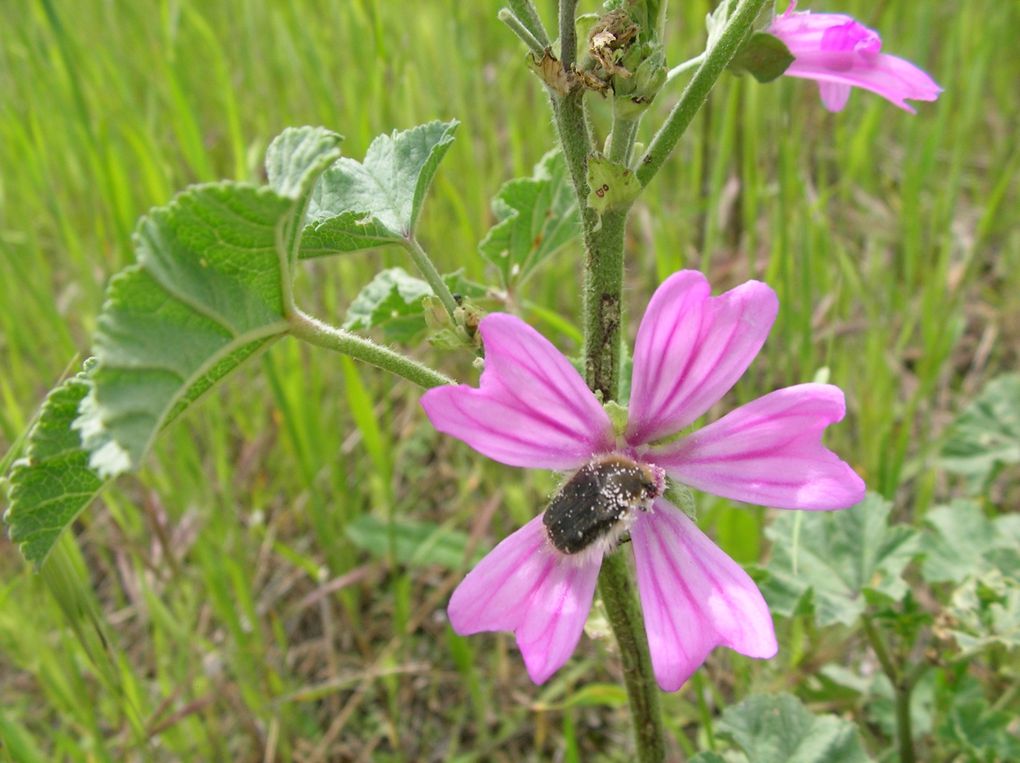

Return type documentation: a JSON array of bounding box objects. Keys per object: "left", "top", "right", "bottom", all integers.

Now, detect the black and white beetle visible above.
[{"left": 543, "top": 455, "right": 663, "bottom": 555}]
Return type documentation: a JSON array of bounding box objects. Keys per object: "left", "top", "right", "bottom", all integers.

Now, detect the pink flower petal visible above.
[
  {"left": 785, "top": 53, "right": 941, "bottom": 114},
  {"left": 421, "top": 314, "right": 613, "bottom": 470},
  {"left": 626, "top": 271, "right": 778, "bottom": 446},
  {"left": 447, "top": 514, "right": 603, "bottom": 685},
  {"left": 819, "top": 81, "right": 852, "bottom": 112},
  {"left": 649, "top": 384, "right": 866, "bottom": 510},
  {"left": 770, "top": 8, "right": 941, "bottom": 113},
  {"left": 632, "top": 499, "right": 777, "bottom": 692}
]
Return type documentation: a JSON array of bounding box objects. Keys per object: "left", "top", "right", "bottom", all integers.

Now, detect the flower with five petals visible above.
[{"left": 421, "top": 271, "right": 865, "bottom": 690}]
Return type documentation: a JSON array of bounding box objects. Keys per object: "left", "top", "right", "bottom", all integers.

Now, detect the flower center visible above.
[{"left": 543, "top": 454, "right": 665, "bottom": 555}]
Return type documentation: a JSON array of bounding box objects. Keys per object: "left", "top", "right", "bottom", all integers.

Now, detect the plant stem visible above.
[
  {"left": 637, "top": 0, "right": 768, "bottom": 188},
  {"left": 599, "top": 553, "right": 666, "bottom": 763},
  {"left": 290, "top": 311, "right": 454, "bottom": 389},
  {"left": 549, "top": 3, "right": 663, "bottom": 759},
  {"left": 498, "top": 9, "right": 546, "bottom": 57},
  {"left": 508, "top": 0, "right": 549, "bottom": 46},
  {"left": 607, "top": 110, "right": 640, "bottom": 166},
  {"left": 665, "top": 53, "right": 707, "bottom": 83},
  {"left": 559, "top": 0, "right": 578, "bottom": 68},
  {"left": 863, "top": 616, "right": 916, "bottom": 763},
  {"left": 403, "top": 237, "right": 459, "bottom": 319}
]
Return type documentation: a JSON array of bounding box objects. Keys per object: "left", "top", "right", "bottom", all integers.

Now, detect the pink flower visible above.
[
  {"left": 769, "top": 2, "right": 941, "bottom": 113},
  {"left": 421, "top": 271, "right": 865, "bottom": 690}
]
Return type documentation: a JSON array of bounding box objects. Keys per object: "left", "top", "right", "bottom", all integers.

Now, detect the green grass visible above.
[{"left": 1, "top": 0, "right": 1018, "bottom": 760}]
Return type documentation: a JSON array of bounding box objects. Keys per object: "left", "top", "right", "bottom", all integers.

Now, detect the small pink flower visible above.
[
  {"left": 421, "top": 271, "right": 865, "bottom": 690},
  {"left": 769, "top": 2, "right": 941, "bottom": 113}
]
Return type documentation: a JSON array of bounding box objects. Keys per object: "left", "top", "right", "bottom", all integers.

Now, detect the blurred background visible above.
[{"left": 0, "top": 0, "right": 1017, "bottom": 760}]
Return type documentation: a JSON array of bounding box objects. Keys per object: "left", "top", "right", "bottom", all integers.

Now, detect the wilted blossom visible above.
[
  {"left": 421, "top": 271, "right": 865, "bottom": 690},
  {"left": 769, "top": 2, "right": 941, "bottom": 113}
]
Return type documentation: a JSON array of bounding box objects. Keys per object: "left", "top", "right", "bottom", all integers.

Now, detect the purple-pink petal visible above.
[
  {"left": 421, "top": 314, "right": 613, "bottom": 471},
  {"left": 770, "top": 6, "right": 940, "bottom": 113},
  {"left": 447, "top": 514, "right": 602, "bottom": 684},
  {"left": 648, "top": 384, "right": 866, "bottom": 510},
  {"left": 626, "top": 271, "right": 778, "bottom": 446},
  {"left": 631, "top": 499, "right": 777, "bottom": 692}
]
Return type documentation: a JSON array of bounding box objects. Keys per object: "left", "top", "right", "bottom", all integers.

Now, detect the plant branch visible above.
[
  {"left": 403, "top": 237, "right": 459, "bottom": 319},
  {"left": 498, "top": 9, "right": 546, "bottom": 57},
  {"left": 559, "top": 0, "right": 579, "bottom": 69},
  {"left": 290, "top": 311, "right": 454, "bottom": 389},
  {"left": 599, "top": 553, "right": 666, "bottom": 763},
  {"left": 508, "top": 0, "right": 549, "bottom": 46},
  {"left": 636, "top": 0, "right": 768, "bottom": 188},
  {"left": 863, "top": 616, "right": 916, "bottom": 763}
]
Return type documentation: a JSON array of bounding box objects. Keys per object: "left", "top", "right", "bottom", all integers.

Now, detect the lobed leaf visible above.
[
  {"left": 300, "top": 120, "right": 459, "bottom": 257},
  {"left": 921, "top": 499, "right": 1020, "bottom": 585},
  {"left": 718, "top": 694, "right": 872, "bottom": 763},
  {"left": 940, "top": 374, "right": 1020, "bottom": 488},
  {"left": 4, "top": 127, "right": 343, "bottom": 564},
  {"left": 760, "top": 493, "right": 921, "bottom": 627},
  {"left": 77, "top": 130, "right": 342, "bottom": 476},
  {"left": 478, "top": 149, "right": 579, "bottom": 287},
  {"left": 343, "top": 268, "right": 435, "bottom": 342}
]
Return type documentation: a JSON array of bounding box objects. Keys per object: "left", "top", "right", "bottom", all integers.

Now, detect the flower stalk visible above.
[
  {"left": 290, "top": 311, "right": 454, "bottom": 389},
  {"left": 599, "top": 553, "right": 666, "bottom": 763},
  {"left": 637, "top": 0, "right": 770, "bottom": 188}
]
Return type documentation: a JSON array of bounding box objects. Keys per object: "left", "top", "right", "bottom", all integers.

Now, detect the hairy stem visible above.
[
  {"left": 637, "top": 0, "right": 769, "bottom": 188},
  {"left": 548, "top": 3, "right": 664, "bottom": 759},
  {"left": 863, "top": 616, "right": 916, "bottom": 763},
  {"left": 403, "top": 237, "right": 459, "bottom": 319},
  {"left": 498, "top": 8, "right": 546, "bottom": 57},
  {"left": 599, "top": 554, "right": 666, "bottom": 763},
  {"left": 290, "top": 311, "right": 454, "bottom": 389},
  {"left": 508, "top": 0, "right": 549, "bottom": 46},
  {"left": 559, "top": 0, "right": 578, "bottom": 69}
]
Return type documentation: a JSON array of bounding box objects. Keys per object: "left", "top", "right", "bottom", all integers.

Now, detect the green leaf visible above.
[
  {"left": 4, "top": 365, "right": 105, "bottom": 565},
  {"left": 344, "top": 515, "right": 474, "bottom": 570},
  {"left": 586, "top": 154, "right": 641, "bottom": 215},
  {"left": 729, "top": 32, "right": 795, "bottom": 83},
  {"left": 940, "top": 374, "right": 1020, "bottom": 488},
  {"left": 299, "top": 120, "right": 459, "bottom": 256},
  {"left": 938, "top": 697, "right": 1020, "bottom": 760},
  {"left": 719, "top": 694, "right": 872, "bottom": 763},
  {"left": 945, "top": 568, "right": 1020, "bottom": 655},
  {"left": 76, "top": 129, "right": 342, "bottom": 476},
  {"left": 478, "top": 149, "right": 580, "bottom": 288},
  {"left": 921, "top": 499, "right": 1020, "bottom": 584},
  {"left": 760, "top": 494, "right": 921, "bottom": 626},
  {"left": 343, "top": 268, "right": 435, "bottom": 342}
]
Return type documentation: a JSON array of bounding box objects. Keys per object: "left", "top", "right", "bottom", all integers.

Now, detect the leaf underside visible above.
[{"left": 300, "top": 119, "right": 460, "bottom": 257}]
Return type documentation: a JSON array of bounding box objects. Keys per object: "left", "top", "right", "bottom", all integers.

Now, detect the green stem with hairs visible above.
[
  {"left": 508, "top": 0, "right": 549, "bottom": 47},
  {"left": 599, "top": 553, "right": 666, "bottom": 763},
  {"left": 862, "top": 615, "right": 917, "bottom": 763},
  {"left": 637, "top": 0, "right": 769, "bottom": 188},
  {"left": 290, "top": 311, "right": 454, "bottom": 389},
  {"left": 404, "top": 237, "right": 459, "bottom": 320}
]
